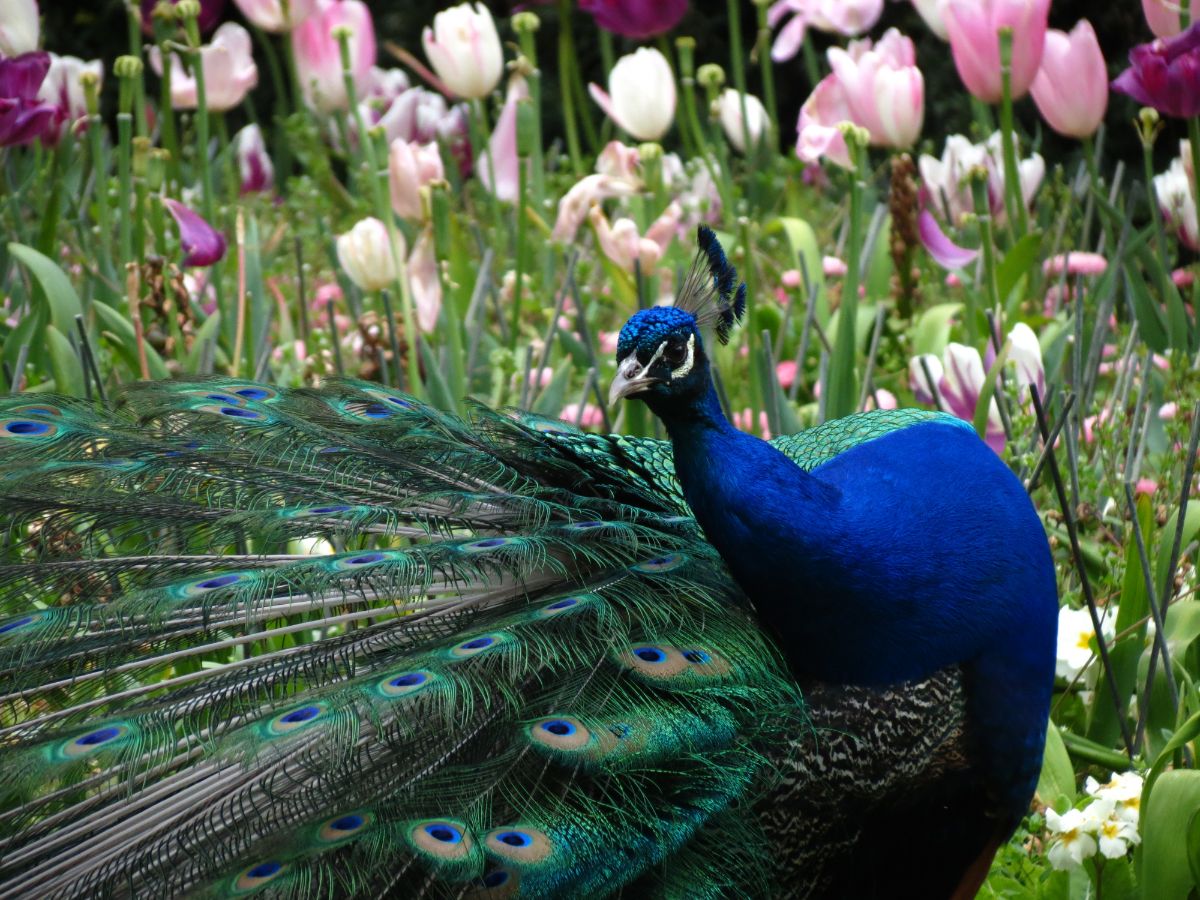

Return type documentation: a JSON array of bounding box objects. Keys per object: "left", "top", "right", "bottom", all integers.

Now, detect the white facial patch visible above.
[{"left": 670, "top": 333, "right": 695, "bottom": 380}]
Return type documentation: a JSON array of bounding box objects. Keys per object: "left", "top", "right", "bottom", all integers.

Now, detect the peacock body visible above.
[{"left": 0, "top": 228, "right": 1057, "bottom": 898}]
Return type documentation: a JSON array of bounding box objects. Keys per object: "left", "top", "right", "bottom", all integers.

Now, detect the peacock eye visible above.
[{"left": 662, "top": 340, "right": 688, "bottom": 368}]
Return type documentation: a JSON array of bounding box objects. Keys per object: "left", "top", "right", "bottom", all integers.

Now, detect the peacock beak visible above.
[{"left": 608, "top": 355, "right": 661, "bottom": 405}]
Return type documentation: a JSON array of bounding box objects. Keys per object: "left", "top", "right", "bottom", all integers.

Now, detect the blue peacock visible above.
[{"left": 0, "top": 226, "right": 1057, "bottom": 898}]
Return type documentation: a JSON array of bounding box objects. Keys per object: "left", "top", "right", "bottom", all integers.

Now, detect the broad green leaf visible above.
[
  {"left": 863, "top": 212, "right": 893, "bottom": 301},
  {"left": 1141, "top": 769, "right": 1200, "bottom": 900},
  {"left": 1035, "top": 723, "right": 1076, "bottom": 807},
  {"left": 1125, "top": 270, "right": 1169, "bottom": 353},
  {"left": 771, "top": 216, "right": 828, "bottom": 326},
  {"left": 183, "top": 312, "right": 223, "bottom": 375},
  {"left": 7, "top": 241, "right": 84, "bottom": 334},
  {"left": 92, "top": 300, "right": 170, "bottom": 380},
  {"left": 44, "top": 323, "right": 85, "bottom": 396},
  {"left": 996, "top": 231, "right": 1042, "bottom": 310},
  {"left": 911, "top": 302, "right": 962, "bottom": 357},
  {"left": 1132, "top": 237, "right": 1191, "bottom": 353},
  {"left": 1145, "top": 711, "right": 1200, "bottom": 798},
  {"left": 1166, "top": 602, "right": 1200, "bottom": 657},
  {"left": 1156, "top": 501, "right": 1200, "bottom": 600}
]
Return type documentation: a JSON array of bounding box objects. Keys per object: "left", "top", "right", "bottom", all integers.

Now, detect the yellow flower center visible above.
[{"left": 1075, "top": 630, "right": 1095, "bottom": 650}]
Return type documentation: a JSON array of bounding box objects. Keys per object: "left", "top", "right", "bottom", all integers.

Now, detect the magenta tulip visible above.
[
  {"left": 577, "top": 0, "right": 687, "bottom": 39},
  {"left": 164, "top": 199, "right": 227, "bottom": 267},
  {"left": 291, "top": 0, "right": 375, "bottom": 113},
  {"left": 234, "top": 124, "right": 274, "bottom": 194},
  {"left": 0, "top": 52, "right": 61, "bottom": 147},
  {"left": 1112, "top": 22, "right": 1200, "bottom": 119},
  {"left": 944, "top": 0, "right": 1051, "bottom": 102},
  {"left": 1030, "top": 21, "right": 1108, "bottom": 138}
]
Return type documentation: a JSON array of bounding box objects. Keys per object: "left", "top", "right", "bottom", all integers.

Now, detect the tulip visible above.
[
  {"left": 337, "top": 217, "right": 399, "bottom": 293},
  {"left": 1154, "top": 155, "right": 1199, "bottom": 250},
  {"left": 944, "top": 0, "right": 1051, "bottom": 103},
  {"left": 163, "top": 198, "right": 227, "bottom": 267},
  {"left": 140, "top": 0, "right": 226, "bottom": 35},
  {"left": 717, "top": 89, "right": 770, "bottom": 153},
  {"left": 1030, "top": 21, "right": 1108, "bottom": 138},
  {"left": 421, "top": 2, "right": 503, "bottom": 100},
  {"left": 1143, "top": 0, "right": 1183, "bottom": 38},
  {"left": 919, "top": 131, "right": 1044, "bottom": 226},
  {"left": 589, "top": 47, "right": 676, "bottom": 142},
  {"left": 0, "top": 52, "right": 61, "bottom": 147},
  {"left": 292, "top": 0, "right": 375, "bottom": 113},
  {"left": 1043, "top": 252, "right": 1108, "bottom": 277},
  {"left": 910, "top": 0, "right": 950, "bottom": 39},
  {"left": 917, "top": 210, "right": 977, "bottom": 269},
  {"left": 559, "top": 402, "right": 605, "bottom": 429},
  {"left": 589, "top": 201, "right": 681, "bottom": 273},
  {"left": 408, "top": 228, "right": 441, "bottom": 333},
  {"left": 36, "top": 53, "right": 102, "bottom": 143},
  {"left": 575, "top": 0, "right": 687, "bottom": 39},
  {"left": 478, "top": 75, "right": 528, "bottom": 202},
  {"left": 1112, "top": 22, "right": 1200, "bottom": 119},
  {"left": 233, "top": 0, "right": 319, "bottom": 32},
  {"left": 388, "top": 138, "right": 443, "bottom": 220},
  {"left": 937, "top": 343, "right": 1005, "bottom": 452},
  {"left": 795, "top": 73, "right": 854, "bottom": 168},
  {"left": 0, "top": 0, "right": 39, "bottom": 58},
  {"left": 234, "top": 124, "right": 274, "bottom": 194},
  {"left": 768, "top": 0, "right": 884, "bottom": 62},
  {"left": 150, "top": 23, "right": 259, "bottom": 112},
  {"left": 553, "top": 174, "right": 639, "bottom": 243}
]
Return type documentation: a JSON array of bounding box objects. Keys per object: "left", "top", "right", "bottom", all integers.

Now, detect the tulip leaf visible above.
[
  {"left": 44, "top": 324, "right": 85, "bottom": 397},
  {"left": 92, "top": 300, "right": 170, "bottom": 381},
  {"left": 995, "top": 232, "right": 1041, "bottom": 312},
  {"left": 770, "top": 217, "right": 827, "bottom": 327},
  {"left": 1140, "top": 769, "right": 1200, "bottom": 900},
  {"left": 1035, "top": 723, "right": 1075, "bottom": 808},
  {"left": 1131, "top": 236, "right": 1190, "bottom": 353},
  {"left": 1156, "top": 501, "right": 1200, "bottom": 601},
  {"left": 1125, "top": 268, "right": 1169, "bottom": 353},
  {"left": 185, "top": 312, "right": 223, "bottom": 375},
  {"left": 911, "top": 302, "right": 962, "bottom": 357},
  {"left": 7, "top": 241, "right": 84, "bottom": 335}
]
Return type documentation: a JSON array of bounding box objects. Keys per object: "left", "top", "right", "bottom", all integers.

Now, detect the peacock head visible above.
[{"left": 608, "top": 226, "right": 746, "bottom": 412}]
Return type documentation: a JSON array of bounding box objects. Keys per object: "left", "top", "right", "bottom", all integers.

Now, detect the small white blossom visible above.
[
  {"left": 1095, "top": 804, "right": 1140, "bottom": 858},
  {"left": 1085, "top": 770, "right": 1144, "bottom": 824},
  {"left": 1056, "top": 605, "right": 1117, "bottom": 681},
  {"left": 1045, "top": 807, "right": 1098, "bottom": 870}
]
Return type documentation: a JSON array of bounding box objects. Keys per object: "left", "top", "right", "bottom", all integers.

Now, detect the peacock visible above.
[{"left": 0, "top": 226, "right": 1057, "bottom": 899}]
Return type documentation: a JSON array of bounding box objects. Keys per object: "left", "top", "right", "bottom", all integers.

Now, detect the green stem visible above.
[
  {"left": 754, "top": 0, "right": 779, "bottom": 146},
  {"left": 182, "top": 17, "right": 217, "bottom": 229},
  {"left": 515, "top": 21, "right": 545, "bottom": 207},
  {"left": 828, "top": 130, "right": 865, "bottom": 420},
  {"left": 997, "top": 28, "right": 1027, "bottom": 240},
  {"left": 126, "top": 4, "right": 148, "bottom": 137},
  {"left": 556, "top": 0, "right": 583, "bottom": 176},
  {"left": 117, "top": 73, "right": 135, "bottom": 273},
  {"left": 339, "top": 28, "right": 384, "bottom": 215},
  {"left": 800, "top": 33, "right": 820, "bottom": 88},
  {"left": 1188, "top": 118, "right": 1200, "bottom": 249},
  {"left": 84, "top": 80, "right": 112, "bottom": 270},
  {"left": 970, "top": 172, "right": 998, "bottom": 343},
  {"left": 1059, "top": 729, "right": 1139, "bottom": 771},
  {"left": 726, "top": 0, "right": 752, "bottom": 157}
]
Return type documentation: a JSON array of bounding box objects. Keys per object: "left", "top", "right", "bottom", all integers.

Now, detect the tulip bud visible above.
[
  {"left": 114, "top": 55, "right": 144, "bottom": 80},
  {"left": 337, "top": 217, "right": 401, "bottom": 293},
  {"left": 588, "top": 47, "right": 676, "bottom": 142},
  {"left": 421, "top": 3, "right": 504, "bottom": 100},
  {"left": 163, "top": 198, "right": 227, "bottom": 267},
  {"left": 717, "top": 89, "right": 770, "bottom": 153},
  {"left": 512, "top": 11, "right": 539, "bottom": 34},
  {"left": 1030, "top": 21, "right": 1107, "bottom": 139},
  {"left": 388, "top": 138, "right": 443, "bottom": 220},
  {"left": 945, "top": 0, "right": 1051, "bottom": 103},
  {"left": 696, "top": 63, "right": 725, "bottom": 91},
  {"left": 291, "top": 0, "right": 375, "bottom": 113}
]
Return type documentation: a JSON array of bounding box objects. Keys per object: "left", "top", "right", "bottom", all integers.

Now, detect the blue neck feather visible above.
[{"left": 654, "top": 378, "right": 1057, "bottom": 819}]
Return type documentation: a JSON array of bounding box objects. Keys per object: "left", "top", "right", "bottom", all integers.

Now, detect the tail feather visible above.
[{"left": 0, "top": 379, "right": 800, "bottom": 898}]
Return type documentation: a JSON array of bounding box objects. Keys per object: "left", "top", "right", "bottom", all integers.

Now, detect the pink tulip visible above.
[
  {"left": 1031, "top": 21, "right": 1107, "bottom": 138},
  {"left": 233, "top": 0, "right": 319, "bottom": 32},
  {"left": 1160, "top": 401, "right": 1179, "bottom": 420},
  {"left": 589, "top": 201, "right": 681, "bottom": 274},
  {"left": 0, "top": 0, "right": 39, "bottom": 58},
  {"left": 478, "top": 76, "right": 528, "bottom": 202},
  {"left": 292, "top": 0, "right": 375, "bottom": 113},
  {"left": 1043, "top": 252, "right": 1108, "bottom": 277},
  {"left": 1143, "top": 0, "right": 1183, "bottom": 38},
  {"left": 822, "top": 256, "right": 848, "bottom": 277},
  {"left": 389, "top": 138, "right": 443, "bottom": 220},
  {"left": 150, "top": 23, "right": 258, "bottom": 112},
  {"left": 795, "top": 73, "right": 854, "bottom": 168},
  {"left": 768, "top": 0, "right": 884, "bottom": 62},
  {"left": 234, "top": 124, "right": 274, "bottom": 194},
  {"left": 910, "top": 0, "right": 950, "bottom": 39},
  {"left": 408, "top": 228, "right": 441, "bottom": 333},
  {"left": 553, "top": 142, "right": 643, "bottom": 242},
  {"left": 918, "top": 209, "right": 978, "bottom": 269},
  {"left": 827, "top": 29, "right": 924, "bottom": 149},
  {"left": 945, "top": 0, "right": 1051, "bottom": 103},
  {"left": 37, "top": 53, "right": 102, "bottom": 144},
  {"left": 1135, "top": 478, "right": 1158, "bottom": 497},
  {"left": 776, "top": 360, "right": 798, "bottom": 390},
  {"left": 920, "top": 131, "right": 1044, "bottom": 227},
  {"left": 560, "top": 402, "right": 605, "bottom": 429},
  {"left": 163, "top": 199, "right": 227, "bottom": 267}
]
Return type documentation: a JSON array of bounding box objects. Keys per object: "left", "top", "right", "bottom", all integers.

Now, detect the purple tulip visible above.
[
  {"left": 163, "top": 198, "right": 227, "bottom": 267},
  {"left": 0, "top": 52, "right": 63, "bottom": 147},
  {"left": 577, "top": 0, "right": 687, "bottom": 39},
  {"left": 141, "top": 0, "right": 227, "bottom": 34},
  {"left": 1112, "top": 21, "right": 1200, "bottom": 118}
]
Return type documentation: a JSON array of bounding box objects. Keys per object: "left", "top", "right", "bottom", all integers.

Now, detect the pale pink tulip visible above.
[
  {"left": 233, "top": 0, "right": 319, "bottom": 32},
  {"left": 478, "top": 75, "right": 528, "bottom": 202},
  {"left": 1155, "top": 154, "right": 1200, "bottom": 250},
  {"left": 596, "top": 140, "right": 641, "bottom": 180},
  {"left": 388, "top": 138, "right": 443, "bottom": 220},
  {"left": 1160, "top": 401, "right": 1179, "bottom": 420},
  {"left": 1031, "top": 21, "right": 1107, "bottom": 138},
  {"left": 768, "top": 0, "right": 884, "bottom": 61},
  {"left": 1043, "top": 252, "right": 1108, "bottom": 277},
  {"left": 589, "top": 201, "right": 681, "bottom": 273},
  {"left": 822, "top": 256, "right": 848, "bottom": 277},
  {"left": 421, "top": 2, "right": 503, "bottom": 100},
  {"left": 553, "top": 142, "right": 642, "bottom": 242},
  {"left": 234, "top": 123, "right": 274, "bottom": 193},
  {"left": 291, "top": 0, "right": 375, "bottom": 113},
  {"left": 795, "top": 73, "right": 854, "bottom": 168},
  {"left": 826, "top": 29, "right": 924, "bottom": 149},
  {"left": 560, "top": 403, "right": 604, "bottom": 429},
  {"left": 589, "top": 47, "right": 675, "bottom": 141},
  {"left": 920, "top": 131, "right": 1044, "bottom": 227},
  {"left": 945, "top": 0, "right": 1051, "bottom": 102},
  {"left": 150, "top": 23, "right": 258, "bottom": 112},
  {"left": 408, "top": 228, "right": 441, "bottom": 333},
  {"left": 0, "top": 0, "right": 39, "bottom": 58},
  {"left": 1143, "top": 0, "right": 1183, "bottom": 37},
  {"left": 910, "top": 0, "right": 950, "bottom": 39},
  {"left": 864, "top": 388, "right": 898, "bottom": 410}
]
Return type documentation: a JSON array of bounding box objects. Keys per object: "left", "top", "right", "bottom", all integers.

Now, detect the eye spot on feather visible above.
[
  {"left": 316, "top": 811, "right": 373, "bottom": 843},
  {"left": 619, "top": 644, "right": 690, "bottom": 678},
  {"left": 264, "top": 703, "right": 326, "bottom": 736},
  {"left": 231, "top": 860, "right": 286, "bottom": 893},
  {"left": 234, "top": 387, "right": 275, "bottom": 401},
  {"left": 376, "top": 669, "right": 436, "bottom": 698},
  {"left": 205, "top": 393, "right": 242, "bottom": 405},
  {"left": 362, "top": 403, "right": 393, "bottom": 419},
  {"left": 631, "top": 553, "right": 686, "bottom": 574},
  {"left": 196, "top": 573, "right": 245, "bottom": 590},
  {"left": 364, "top": 388, "right": 417, "bottom": 410},
  {"left": 409, "top": 819, "right": 475, "bottom": 860},
  {"left": 11, "top": 404, "right": 62, "bottom": 417},
  {"left": 0, "top": 613, "right": 40, "bottom": 635},
  {"left": 466, "top": 868, "right": 521, "bottom": 898},
  {"left": 346, "top": 552, "right": 385, "bottom": 566},
  {"left": 2, "top": 419, "right": 57, "bottom": 438},
  {"left": 331, "top": 550, "right": 399, "bottom": 571},
  {"left": 681, "top": 647, "right": 732, "bottom": 676},
  {"left": 59, "top": 723, "right": 131, "bottom": 758},
  {"left": 528, "top": 716, "right": 591, "bottom": 751},
  {"left": 460, "top": 536, "right": 518, "bottom": 553},
  {"left": 485, "top": 827, "right": 554, "bottom": 864},
  {"left": 563, "top": 520, "right": 605, "bottom": 531},
  {"left": 538, "top": 594, "right": 594, "bottom": 618},
  {"left": 447, "top": 633, "right": 508, "bottom": 659}
]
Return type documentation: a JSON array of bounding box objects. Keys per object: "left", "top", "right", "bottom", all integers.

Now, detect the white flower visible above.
[
  {"left": 0, "top": 0, "right": 39, "bottom": 57},
  {"left": 1045, "top": 807, "right": 1098, "bottom": 870},
  {"left": 717, "top": 89, "right": 770, "bottom": 153},
  {"left": 919, "top": 130, "right": 1044, "bottom": 227},
  {"left": 1095, "top": 805, "right": 1140, "bottom": 858},
  {"left": 1055, "top": 605, "right": 1116, "bottom": 681},
  {"left": 1085, "top": 770, "right": 1144, "bottom": 824},
  {"left": 588, "top": 47, "right": 677, "bottom": 142},
  {"left": 421, "top": 2, "right": 504, "bottom": 100},
  {"left": 336, "top": 217, "right": 401, "bottom": 293},
  {"left": 1155, "top": 156, "right": 1200, "bottom": 250}
]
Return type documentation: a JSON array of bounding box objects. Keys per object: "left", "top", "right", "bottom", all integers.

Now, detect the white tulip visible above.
[
  {"left": 336, "top": 217, "right": 401, "bottom": 293},
  {"left": 421, "top": 2, "right": 504, "bottom": 100},
  {"left": 717, "top": 89, "right": 770, "bottom": 153},
  {"left": 589, "top": 47, "right": 676, "bottom": 142}
]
